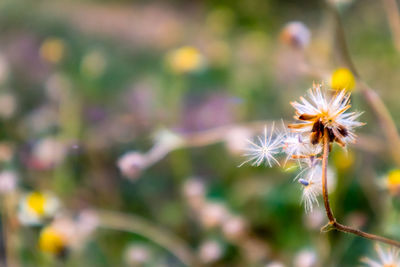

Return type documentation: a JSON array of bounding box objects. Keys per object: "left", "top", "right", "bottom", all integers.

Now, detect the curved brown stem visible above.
[
  {"left": 96, "top": 210, "right": 199, "bottom": 266},
  {"left": 326, "top": 1, "right": 400, "bottom": 165},
  {"left": 321, "top": 129, "right": 400, "bottom": 248}
]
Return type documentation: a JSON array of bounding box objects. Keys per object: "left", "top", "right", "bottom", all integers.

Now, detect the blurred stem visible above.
[
  {"left": 0, "top": 202, "right": 6, "bottom": 266},
  {"left": 96, "top": 210, "right": 199, "bottom": 267},
  {"left": 2, "top": 194, "right": 18, "bottom": 267},
  {"left": 321, "top": 129, "right": 400, "bottom": 247},
  {"left": 140, "top": 121, "right": 380, "bottom": 174},
  {"left": 54, "top": 87, "right": 83, "bottom": 195},
  {"left": 327, "top": 1, "right": 400, "bottom": 165},
  {"left": 382, "top": 0, "right": 400, "bottom": 52}
]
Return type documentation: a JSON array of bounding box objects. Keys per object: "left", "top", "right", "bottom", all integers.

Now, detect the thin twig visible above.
[
  {"left": 382, "top": 0, "right": 400, "bottom": 52},
  {"left": 326, "top": 1, "right": 400, "bottom": 165},
  {"left": 321, "top": 129, "right": 400, "bottom": 247},
  {"left": 136, "top": 122, "right": 382, "bottom": 174},
  {"left": 96, "top": 210, "right": 199, "bottom": 267}
]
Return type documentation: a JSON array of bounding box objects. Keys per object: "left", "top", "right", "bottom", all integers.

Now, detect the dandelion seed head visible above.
[
  {"left": 361, "top": 244, "right": 400, "bottom": 267},
  {"left": 298, "top": 164, "right": 326, "bottom": 213},
  {"left": 239, "top": 123, "right": 283, "bottom": 168},
  {"left": 288, "top": 83, "right": 364, "bottom": 147},
  {"left": 299, "top": 177, "right": 321, "bottom": 213}
]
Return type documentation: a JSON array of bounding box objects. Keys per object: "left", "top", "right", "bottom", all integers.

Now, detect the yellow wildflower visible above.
[
  {"left": 387, "top": 169, "right": 400, "bottom": 195},
  {"left": 40, "top": 38, "right": 65, "bottom": 64},
  {"left": 166, "top": 46, "right": 204, "bottom": 74},
  {"left": 331, "top": 68, "right": 356, "bottom": 91},
  {"left": 332, "top": 149, "right": 355, "bottom": 171},
  {"left": 39, "top": 226, "right": 66, "bottom": 255}
]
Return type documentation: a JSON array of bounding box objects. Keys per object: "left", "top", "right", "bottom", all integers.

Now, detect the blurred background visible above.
[{"left": 0, "top": 0, "right": 400, "bottom": 266}]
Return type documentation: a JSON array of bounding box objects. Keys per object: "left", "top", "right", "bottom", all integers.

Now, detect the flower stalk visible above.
[{"left": 321, "top": 128, "right": 400, "bottom": 248}]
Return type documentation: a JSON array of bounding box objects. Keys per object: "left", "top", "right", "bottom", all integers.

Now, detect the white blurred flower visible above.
[
  {"left": 124, "top": 243, "right": 151, "bottom": 266},
  {"left": 117, "top": 151, "right": 148, "bottom": 180},
  {"left": 199, "top": 201, "right": 229, "bottom": 229},
  {"left": 76, "top": 209, "right": 99, "bottom": 237},
  {"left": 182, "top": 178, "right": 206, "bottom": 211},
  {"left": 18, "top": 192, "right": 60, "bottom": 225},
  {"left": 50, "top": 212, "right": 97, "bottom": 251},
  {"left": 224, "top": 126, "right": 252, "bottom": 156},
  {"left": 265, "top": 261, "right": 286, "bottom": 267},
  {"left": 304, "top": 208, "right": 325, "bottom": 230},
  {"left": 280, "top": 21, "right": 311, "bottom": 49},
  {"left": 0, "top": 170, "right": 17, "bottom": 194},
  {"left": 222, "top": 216, "right": 247, "bottom": 242},
  {"left": 39, "top": 211, "right": 97, "bottom": 255},
  {"left": 293, "top": 249, "right": 317, "bottom": 267},
  {"left": 361, "top": 244, "right": 400, "bottom": 267},
  {"left": 198, "top": 240, "right": 223, "bottom": 264},
  {"left": 32, "top": 138, "right": 67, "bottom": 169}
]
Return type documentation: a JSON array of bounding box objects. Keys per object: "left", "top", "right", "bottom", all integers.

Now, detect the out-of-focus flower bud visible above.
[
  {"left": 40, "top": 38, "right": 66, "bottom": 64},
  {"left": 124, "top": 243, "right": 151, "bottom": 266},
  {"left": 280, "top": 21, "right": 311, "bottom": 49},
  {"left": 386, "top": 169, "right": 400, "bottom": 195},
  {"left": 224, "top": 127, "right": 252, "bottom": 156},
  {"left": 18, "top": 192, "right": 60, "bottom": 225},
  {"left": 198, "top": 240, "right": 223, "bottom": 264},
  {"left": 0, "top": 170, "right": 17, "bottom": 194},
  {"left": 221, "top": 216, "right": 247, "bottom": 242},
  {"left": 0, "top": 142, "right": 14, "bottom": 163},
  {"left": 199, "top": 201, "right": 229, "bottom": 229},
  {"left": 166, "top": 46, "right": 205, "bottom": 74},
  {"left": 242, "top": 238, "right": 270, "bottom": 262},
  {"left": 41, "top": 211, "right": 98, "bottom": 254},
  {"left": 331, "top": 67, "right": 356, "bottom": 91},
  {"left": 332, "top": 148, "right": 355, "bottom": 171},
  {"left": 76, "top": 209, "right": 99, "bottom": 238},
  {"left": 266, "top": 262, "right": 286, "bottom": 267},
  {"left": 345, "top": 212, "right": 367, "bottom": 229},
  {"left": 31, "top": 138, "right": 67, "bottom": 170},
  {"left": 80, "top": 50, "right": 107, "bottom": 78},
  {"left": 45, "top": 73, "right": 72, "bottom": 102},
  {"left": 182, "top": 178, "right": 205, "bottom": 211},
  {"left": 303, "top": 208, "right": 325, "bottom": 230},
  {"left": 39, "top": 226, "right": 66, "bottom": 256},
  {"left": 293, "top": 249, "right": 317, "bottom": 267},
  {"left": 117, "top": 151, "right": 148, "bottom": 180},
  {"left": 0, "top": 92, "right": 16, "bottom": 119}
]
